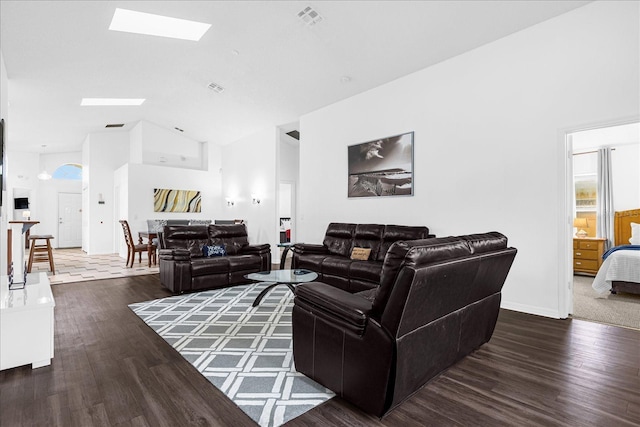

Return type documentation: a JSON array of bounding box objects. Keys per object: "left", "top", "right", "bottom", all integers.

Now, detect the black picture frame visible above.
[{"left": 347, "top": 131, "right": 414, "bottom": 198}]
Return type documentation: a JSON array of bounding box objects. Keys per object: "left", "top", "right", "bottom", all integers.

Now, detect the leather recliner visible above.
[
  {"left": 292, "top": 232, "right": 517, "bottom": 417},
  {"left": 292, "top": 223, "right": 433, "bottom": 292},
  {"left": 158, "top": 224, "right": 271, "bottom": 293}
]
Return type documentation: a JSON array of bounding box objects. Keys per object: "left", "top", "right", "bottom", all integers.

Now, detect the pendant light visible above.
[{"left": 37, "top": 145, "right": 52, "bottom": 180}]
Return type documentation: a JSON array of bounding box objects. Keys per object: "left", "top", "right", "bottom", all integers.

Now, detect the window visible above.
[{"left": 52, "top": 163, "right": 82, "bottom": 180}]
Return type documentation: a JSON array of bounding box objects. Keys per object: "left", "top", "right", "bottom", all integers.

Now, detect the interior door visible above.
[{"left": 58, "top": 193, "right": 82, "bottom": 248}]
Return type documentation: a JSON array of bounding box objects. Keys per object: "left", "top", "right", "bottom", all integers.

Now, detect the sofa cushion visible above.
[
  {"left": 349, "top": 260, "right": 383, "bottom": 283},
  {"left": 227, "top": 255, "right": 262, "bottom": 271},
  {"left": 163, "top": 225, "right": 210, "bottom": 258},
  {"left": 191, "top": 257, "right": 230, "bottom": 276},
  {"left": 208, "top": 224, "right": 249, "bottom": 255},
  {"left": 322, "top": 257, "right": 353, "bottom": 277},
  {"left": 351, "top": 224, "right": 384, "bottom": 259},
  {"left": 295, "top": 254, "right": 329, "bottom": 272},
  {"left": 377, "top": 225, "right": 430, "bottom": 261},
  {"left": 323, "top": 223, "right": 356, "bottom": 257}
]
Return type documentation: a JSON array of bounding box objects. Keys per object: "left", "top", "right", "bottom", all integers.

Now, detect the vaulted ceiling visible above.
[{"left": 0, "top": 1, "right": 590, "bottom": 153}]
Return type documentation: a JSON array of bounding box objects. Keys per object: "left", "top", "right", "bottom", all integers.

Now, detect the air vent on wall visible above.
[
  {"left": 105, "top": 123, "right": 124, "bottom": 128},
  {"left": 286, "top": 130, "right": 300, "bottom": 140},
  {"left": 207, "top": 82, "right": 225, "bottom": 93},
  {"left": 297, "top": 6, "right": 323, "bottom": 26}
]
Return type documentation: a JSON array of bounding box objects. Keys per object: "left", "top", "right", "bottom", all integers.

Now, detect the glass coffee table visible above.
[{"left": 245, "top": 269, "right": 318, "bottom": 307}]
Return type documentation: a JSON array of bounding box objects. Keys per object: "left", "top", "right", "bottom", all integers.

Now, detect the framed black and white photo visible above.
[{"left": 348, "top": 131, "right": 414, "bottom": 198}]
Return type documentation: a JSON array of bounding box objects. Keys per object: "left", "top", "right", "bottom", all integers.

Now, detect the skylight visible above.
[
  {"left": 81, "top": 98, "right": 145, "bottom": 106},
  {"left": 109, "top": 8, "right": 211, "bottom": 41}
]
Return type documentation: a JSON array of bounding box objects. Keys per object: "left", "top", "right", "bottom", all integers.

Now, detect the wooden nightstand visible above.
[{"left": 573, "top": 237, "right": 606, "bottom": 276}]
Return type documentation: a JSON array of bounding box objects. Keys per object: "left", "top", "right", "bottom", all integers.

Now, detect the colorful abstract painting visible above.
[{"left": 154, "top": 188, "right": 201, "bottom": 212}]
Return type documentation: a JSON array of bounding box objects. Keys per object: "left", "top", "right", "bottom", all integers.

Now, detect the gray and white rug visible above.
[{"left": 129, "top": 283, "right": 334, "bottom": 427}]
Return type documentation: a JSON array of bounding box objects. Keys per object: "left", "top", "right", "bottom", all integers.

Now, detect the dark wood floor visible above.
[{"left": 1, "top": 275, "right": 639, "bottom": 427}]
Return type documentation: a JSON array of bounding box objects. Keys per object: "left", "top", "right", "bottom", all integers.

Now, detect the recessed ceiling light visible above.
[
  {"left": 297, "top": 6, "right": 323, "bottom": 26},
  {"left": 81, "top": 98, "right": 145, "bottom": 106},
  {"left": 207, "top": 82, "right": 225, "bottom": 93},
  {"left": 109, "top": 8, "right": 211, "bottom": 41}
]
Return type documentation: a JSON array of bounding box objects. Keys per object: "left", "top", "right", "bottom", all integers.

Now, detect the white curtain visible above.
[{"left": 597, "top": 148, "right": 614, "bottom": 250}]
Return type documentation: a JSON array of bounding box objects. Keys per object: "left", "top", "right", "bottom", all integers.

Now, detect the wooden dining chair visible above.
[{"left": 119, "top": 220, "right": 154, "bottom": 268}]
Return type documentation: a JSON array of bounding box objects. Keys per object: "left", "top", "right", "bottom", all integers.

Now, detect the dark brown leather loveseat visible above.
[
  {"left": 292, "top": 232, "right": 517, "bottom": 417},
  {"left": 291, "top": 223, "right": 433, "bottom": 292},
  {"left": 158, "top": 224, "right": 271, "bottom": 293}
]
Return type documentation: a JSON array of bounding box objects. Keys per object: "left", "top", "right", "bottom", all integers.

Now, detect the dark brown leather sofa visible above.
[
  {"left": 292, "top": 232, "right": 517, "bottom": 417},
  {"left": 158, "top": 224, "right": 271, "bottom": 293},
  {"left": 291, "top": 223, "right": 433, "bottom": 292}
]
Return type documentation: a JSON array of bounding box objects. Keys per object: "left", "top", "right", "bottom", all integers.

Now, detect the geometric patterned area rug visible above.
[{"left": 129, "top": 283, "right": 334, "bottom": 427}]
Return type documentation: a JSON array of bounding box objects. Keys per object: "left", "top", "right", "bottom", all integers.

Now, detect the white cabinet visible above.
[{"left": 0, "top": 273, "right": 55, "bottom": 370}]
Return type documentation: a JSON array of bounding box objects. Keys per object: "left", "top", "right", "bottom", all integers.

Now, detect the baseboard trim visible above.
[{"left": 500, "top": 301, "right": 562, "bottom": 319}]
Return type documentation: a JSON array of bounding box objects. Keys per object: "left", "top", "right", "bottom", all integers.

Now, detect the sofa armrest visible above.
[
  {"left": 295, "top": 282, "right": 373, "bottom": 335},
  {"left": 293, "top": 243, "right": 329, "bottom": 255},
  {"left": 159, "top": 248, "right": 191, "bottom": 261},
  {"left": 241, "top": 243, "right": 270, "bottom": 254}
]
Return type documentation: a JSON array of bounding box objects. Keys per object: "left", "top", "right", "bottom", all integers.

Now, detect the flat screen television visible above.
[{"left": 14, "top": 197, "right": 29, "bottom": 210}]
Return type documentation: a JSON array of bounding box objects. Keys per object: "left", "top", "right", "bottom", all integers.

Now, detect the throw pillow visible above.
[
  {"left": 350, "top": 247, "right": 372, "bottom": 261},
  {"left": 203, "top": 244, "right": 226, "bottom": 257},
  {"left": 630, "top": 222, "right": 640, "bottom": 245}
]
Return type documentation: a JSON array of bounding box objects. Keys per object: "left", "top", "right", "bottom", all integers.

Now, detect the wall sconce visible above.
[
  {"left": 573, "top": 217, "right": 588, "bottom": 238},
  {"left": 22, "top": 211, "right": 31, "bottom": 220},
  {"left": 226, "top": 198, "right": 235, "bottom": 207},
  {"left": 252, "top": 194, "right": 261, "bottom": 205}
]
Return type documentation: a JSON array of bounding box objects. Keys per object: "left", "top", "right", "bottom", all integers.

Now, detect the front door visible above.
[{"left": 58, "top": 193, "right": 82, "bottom": 248}]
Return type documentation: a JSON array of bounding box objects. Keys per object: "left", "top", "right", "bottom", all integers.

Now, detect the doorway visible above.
[
  {"left": 58, "top": 193, "right": 82, "bottom": 248},
  {"left": 279, "top": 182, "right": 295, "bottom": 243},
  {"left": 565, "top": 120, "right": 640, "bottom": 328}
]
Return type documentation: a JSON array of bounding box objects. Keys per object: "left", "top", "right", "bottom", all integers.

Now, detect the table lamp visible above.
[
  {"left": 22, "top": 210, "right": 31, "bottom": 220},
  {"left": 573, "top": 217, "right": 588, "bottom": 238}
]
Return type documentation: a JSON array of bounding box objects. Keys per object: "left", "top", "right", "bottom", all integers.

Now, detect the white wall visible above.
[
  {"left": 82, "top": 131, "right": 129, "bottom": 254},
  {"left": 298, "top": 1, "right": 639, "bottom": 318},
  {"left": 133, "top": 120, "right": 205, "bottom": 170},
  {"left": 113, "top": 164, "right": 129, "bottom": 258},
  {"left": 37, "top": 152, "right": 82, "bottom": 247},
  {"left": 0, "top": 51, "right": 8, "bottom": 275},
  {"left": 84, "top": 121, "right": 222, "bottom": 257},
  {"left": 123, "top": 162, "right": 223, "bottom": 240},
  {"left": 222, "top": 127, "right": 278, "bottom": 260}
]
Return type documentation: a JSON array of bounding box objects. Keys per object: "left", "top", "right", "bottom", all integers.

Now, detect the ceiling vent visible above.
[
  {"left": 297, "top": 6, "right": 323, "bottom": 26},
  {"left": 207, "top": 82, "right": 225, "bottom": 93},
  {"left": 105, "top": 123, "right": 124, "bottom": 128},
  {"left": 286, "top": 130, "right": 300, "bottom": 140},
  {"left": 174, "top": 127, "right": 184, "bottom": 132}
]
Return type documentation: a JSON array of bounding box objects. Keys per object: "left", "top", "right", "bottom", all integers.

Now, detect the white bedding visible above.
[{"left": 592, "top": 250, "right": 640, "bottom": 294}]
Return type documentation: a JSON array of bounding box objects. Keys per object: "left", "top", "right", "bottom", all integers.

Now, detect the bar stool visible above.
[{"left": 27, "top": 235, "right": 56, "bottom": 274}]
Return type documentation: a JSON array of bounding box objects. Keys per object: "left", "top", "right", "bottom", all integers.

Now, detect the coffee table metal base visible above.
[
  {"left": 245, "top": 269, "right": 318, "bottom": 307},
  {"left": 252, "top": 283, "right": 296, "bottom": 307}
]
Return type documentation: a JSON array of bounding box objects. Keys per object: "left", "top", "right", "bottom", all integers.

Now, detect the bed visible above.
[{"left": 592, "top": 208, "right": 640, "bottom": 295}]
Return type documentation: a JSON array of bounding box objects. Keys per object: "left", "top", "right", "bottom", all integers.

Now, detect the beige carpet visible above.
[{"left": 572, "top": 275, "right": 640, "bottom": 330}]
